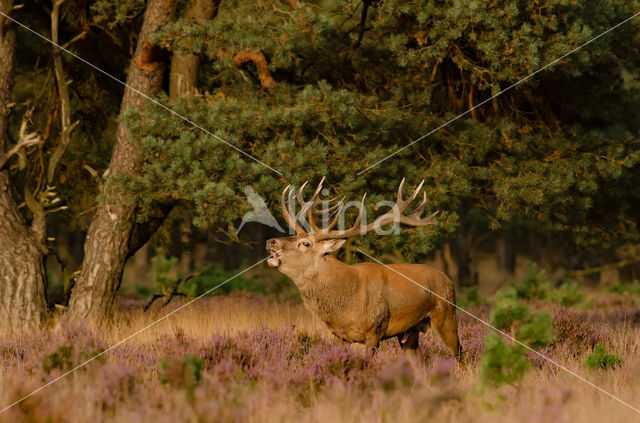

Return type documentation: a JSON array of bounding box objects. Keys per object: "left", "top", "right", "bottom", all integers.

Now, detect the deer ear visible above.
[{"left": 320, "top": 239, "right": 347, "bottom": 253}]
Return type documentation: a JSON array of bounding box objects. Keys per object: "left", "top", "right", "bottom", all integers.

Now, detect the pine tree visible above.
[{"left": 125, "top": 0, "right": 640, "bottom": 266}]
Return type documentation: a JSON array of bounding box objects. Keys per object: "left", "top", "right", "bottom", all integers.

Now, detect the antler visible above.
[
  {"left": 281, "top": 176, "right": 334, "bottom": 234},
  {"left": 316, "top": 177, "right": 439, "bottom": 240},
  {"left": 280, "top": 178, "right": 438, "bottom": 239},
  {"left": 281, "top": 184, "right": 306, "bottom": 234}
]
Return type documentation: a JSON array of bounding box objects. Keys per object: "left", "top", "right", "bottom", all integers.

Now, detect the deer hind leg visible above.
[
  {"left": 397, "top": 330, "right": 424, "bottom": 363},
  {"left": 431, "top": 307, "right": 463, "bottom": 363}
]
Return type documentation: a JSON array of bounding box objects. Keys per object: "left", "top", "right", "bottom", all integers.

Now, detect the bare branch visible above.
[
  {"left": 232, "top": 49, "right": 276, "bottom": 90},
  {"left": 0, "top": 117, "right": 42, "bottom": 170},
  {"left": 60, "top": 30, "right": 86, "bottom": 50},
  {"left": 23, "top": 186, "right": 47, "bottom": 253},
  {"left": 83, "top": 164, "right": 99, "bottom": 178},
  {"left": 47, "top": 0, "right": 77, "bottom": 183}
]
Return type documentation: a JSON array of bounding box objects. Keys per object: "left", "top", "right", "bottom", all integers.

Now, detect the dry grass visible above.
[
  {"left": 107, "top": 294, "right": 329, "bottom": 343},
  {"left": 1, "top": 292, "right": 639, "bottom": 423}
]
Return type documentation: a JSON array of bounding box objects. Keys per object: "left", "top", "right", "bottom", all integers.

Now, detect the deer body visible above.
[{"left": 267, "top": 179, "right": 462, "bottom": 362}]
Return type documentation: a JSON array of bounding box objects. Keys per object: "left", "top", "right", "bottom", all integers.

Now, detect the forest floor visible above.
[{"left": 1, "top": 291, "right": 639, "bottom": 422}]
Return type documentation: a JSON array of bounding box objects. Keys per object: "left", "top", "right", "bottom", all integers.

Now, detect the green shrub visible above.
[
  {"left": 149, "top": 254, "right": 179, "bottom": 293},
  {"left": 480, "top": 333, "right": 530, "bottom": 387},
  {"left": 512, "top": 262, "right": 553, "bottom": 301},
  {"left": 158, "top": 355, "right": 203, "bottom": 401},
  {"left": 135, "top": 284, "right": 153, "bottom": 298},
  {"left": 137, "top": 252, "right": 265, "bottom": 300},
  {"left": 515, "top": 311, "right": 555, "bottom": 349},
  {"left": 608, "top": 280, "right": 640, "bottom": 294},
  {"left": 507, "top": 262, "right": 586, "bottom": 307},
  {"left": 135, "top": 253, "right": 180, "bottom": 299},
  {"left": 585, "top": 344, "right": 623, "bottom": 370},
  {"left": 490, "top": 288, "right": 531, "bottom": 332},
  {"left": 552, "top": 281, "right": 585, "bottom": 307},
  {"left": 608, "top": 281, "right": 640, "bottom": 304},
  {"left": 483, "top": 290, "right": 555, "bottom": 387},
  {"left": 42, "top": 345, "right": 73, "bottom": 373},
  {"left": 182, "top": 265, "right": 264, "bottom": 296},
  {"left": 458, "top": 286, "right": 486, "bottom": 308}
]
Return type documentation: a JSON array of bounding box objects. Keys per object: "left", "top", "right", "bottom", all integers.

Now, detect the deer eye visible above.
[{"left": 300, "top": 241, "right": 311, "bottom": 248}]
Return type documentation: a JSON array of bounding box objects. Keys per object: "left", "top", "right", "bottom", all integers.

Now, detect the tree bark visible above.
[
  {"left": 47, "top": 0, "right": 79, "bottom": 184},
  {"left": 450, "top": 220, "right": 478, "bottom": 287},
  {"left": 0, "top": 0, "right": 48, "bottom": 332},
  {"left": 232, "top": 49, "right": 276, "bottom": 90},
  {"left": 68, "top": 0, "right": 177, "bottom": 324},
  {"left": 450, "top": 233, "right": 478, "bottom": 287},
  {"left": 496, "top": 229, "right": 516, "bottom": 276},
  {"left": 169, "top": 0, "right": 216, "bottom": 97}
]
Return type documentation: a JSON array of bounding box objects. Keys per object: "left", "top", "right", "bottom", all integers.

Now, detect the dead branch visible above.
[
  {"left": 0, "top": 110, "right": 42, "bottom": 170},
  {"left": 469, "top": 84, "right": 477, "bottom": 120},
  {"left": 144, "top": 271, "right": 202, "bottom": 312},
  {"left": 47, "top": 0, "right": 78, "bottom": 183},
  {"left": 356, "top": 0, "right": 371, "bottom": 47},
  {"left": 60, "top": 30, "right": 86, "bottom": 50},
  {"left": 0, "top": 120, "right": 41, "bottom": 170},
  {"left": 232, "top": 49, "right": 276, "bottom": 90},
  {"left": 566, "top": 257, "right": 640, "bottom": 278}
]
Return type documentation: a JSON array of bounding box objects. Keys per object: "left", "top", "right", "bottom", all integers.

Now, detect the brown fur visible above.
[{"left": 267, "top": 234, "right": 463, "bottom": 362}]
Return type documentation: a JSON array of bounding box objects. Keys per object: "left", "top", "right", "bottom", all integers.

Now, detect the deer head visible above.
[{"left": 266, "top": 178, "right": 438, "bottom": 278}]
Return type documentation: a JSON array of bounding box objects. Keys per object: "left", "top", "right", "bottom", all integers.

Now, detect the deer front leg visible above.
[{"left": 363, "top": 329, "right": 382, "bottom": 358}]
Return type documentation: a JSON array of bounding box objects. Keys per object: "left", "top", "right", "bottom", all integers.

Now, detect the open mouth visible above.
[{"left": 267, "top": 249, "right": 281, "bottom": 268}]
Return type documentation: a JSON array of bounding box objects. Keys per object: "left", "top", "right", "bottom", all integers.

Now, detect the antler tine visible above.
[
  {"left": 323, "top": 202, "right": 344, "bottom": 232},
  {"left": 397, "top": 181, "right": 438, "bottom": 226},
  {"left": 408, "top": 179, "right": 425, "bottom": 204},
  {"left": 295, "top": 181, "right": 310, "bottom": 210},
  {"left": 396, "top": 177, "right": 425, "bottom": 208},
  {"left": 399, "top": 209, "right": 439, "bottom": 226},
  {"left": 313, "top": 196, "right": 344, "bottom": 215},
  {"left": 328, "top": 197, "right": 345, "bottom": 214},
  {"left": 312, "top": 178, "right": 328, "bottom": 232},
  {"left": 281, "top": 185, "right": 305, "bottom": 234},
  {"left": 406, "top": 190, "right": 428, "bottom": 216},
  {"left": 315, "top": 193, "right": 366, "bottom": 240},
  {"left": 293, "top": 177, "right": 326, "bottom": 233},
  {"left": 304, "top": 179, "right": 437, "bottom": 240},
  {"left": 397, "top": 177, "right": 406, "bottom": 205},
  {"left": 369, "top": 179, "right": 437, "bottom": 230},
  {"left": 296, "top": 178, "right": 325, "bottom": 207}
]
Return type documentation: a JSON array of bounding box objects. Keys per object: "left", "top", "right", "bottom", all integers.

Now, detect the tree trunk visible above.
[
  {"left": 0, "top": 0, "right": 48, "bottom": 332},
  {"left": 450, "top": 229, "right": 478, "bottom": 287},
  {"left": 496, "top": 229, "right": 516, "bottom": 276},
  {"left": 0, "top": 182, "right": 48, "bottom": 331},
  {"left": 169, "top": 0, "right": 216, "bottom": 97},
  {"left": 68, "top": 0, "right": 177, "bottom": 324}
]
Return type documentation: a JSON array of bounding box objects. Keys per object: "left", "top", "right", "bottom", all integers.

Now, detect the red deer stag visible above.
[{"left": 266, "top": 178, "right": 462, "bottom": 362}]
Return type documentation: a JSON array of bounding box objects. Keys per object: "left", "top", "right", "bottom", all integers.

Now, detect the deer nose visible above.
[{"left": 266, "top": 238, "right": 278, "bottom": 250}]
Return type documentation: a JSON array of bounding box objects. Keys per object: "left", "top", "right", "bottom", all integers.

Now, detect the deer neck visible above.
[
  {"left": 284, "top": 255, "right": 353, "bottom": 288},
  {"left": 286, "top": 255, "right": 360, "bottom": 324}
]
